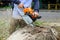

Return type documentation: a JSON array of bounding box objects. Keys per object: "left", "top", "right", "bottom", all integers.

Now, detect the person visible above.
[
  {"left": 9, "top": 0, "right": 41, "bottom": 34},
  {"left": 10, "top": 0, "right": 40, "bottom": 14},
  {"left": 10, "top": 0, "right": 41, "bottom": 20}
]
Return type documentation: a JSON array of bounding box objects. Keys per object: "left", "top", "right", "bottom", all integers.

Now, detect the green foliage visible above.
[
  {"left": 0, "top": 6, "right": 11, "bottom": 9},
  {"left": 33, "top": 21, "right": 44, "bottom": 26},
  {"left": 3, "top": 6, "right": 11, "bottom": 9}
]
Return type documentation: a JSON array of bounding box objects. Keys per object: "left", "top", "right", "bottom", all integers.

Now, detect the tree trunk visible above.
[{"left": 7, "top": 26, "right": 59, "bottom": 40}]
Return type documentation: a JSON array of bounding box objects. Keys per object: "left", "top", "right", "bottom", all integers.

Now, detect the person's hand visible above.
[
  {"left": 33, "top": 12, "right": 39, "bottom": 17},
  {"left": 18, "top": 3, "right": 24, "bottom": 8}
]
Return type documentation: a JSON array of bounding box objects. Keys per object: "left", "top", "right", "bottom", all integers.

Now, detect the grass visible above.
[
  {"left": 0, "top": 8, "right": 14, "bottom": 40},
  {"left": 0, "top": 18, "right": 10, "bottom": 40},
  {"left": 0, "top": 6, "right": 11, "bottom": 9},
  {"left": 3, "top": 6, "right": 11, "bottom": 9},
  {"left": 33, "top": 20, "right": 44, "bottom": 26}
]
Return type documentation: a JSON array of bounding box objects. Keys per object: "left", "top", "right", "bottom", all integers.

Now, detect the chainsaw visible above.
[
  {"left": 16, "top": 7, "right": 41, "bottom": 27},
  {"left": 23, "top": 8, "right": 41, "bottom": 22}
]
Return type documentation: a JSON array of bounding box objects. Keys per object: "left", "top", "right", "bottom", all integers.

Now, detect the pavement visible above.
[{"left": 38, "top": 10, "right": 60, "bottom": 23}]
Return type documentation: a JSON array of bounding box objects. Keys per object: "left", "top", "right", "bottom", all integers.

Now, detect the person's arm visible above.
[{"left": 33, "top": 0, "right": 39, "bottom": 12}]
